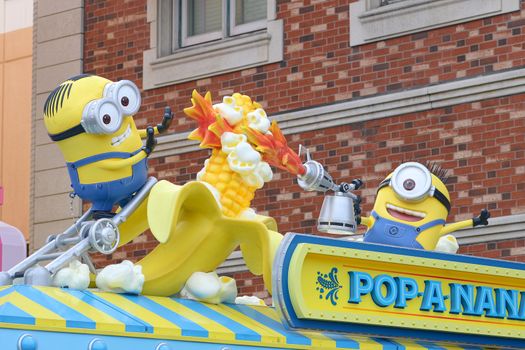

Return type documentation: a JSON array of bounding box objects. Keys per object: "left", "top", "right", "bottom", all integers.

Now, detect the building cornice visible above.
[{"left": 153, "top": 67, "right": 525, "bottom": 158}]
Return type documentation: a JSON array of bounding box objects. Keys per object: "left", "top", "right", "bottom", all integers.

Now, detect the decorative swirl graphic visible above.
[{"left": 316, "top": 267, "right": 342, "bottom": 306}]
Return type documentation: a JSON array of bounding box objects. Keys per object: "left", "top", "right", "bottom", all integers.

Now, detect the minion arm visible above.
[
  {"left": 97, "top": 151, "right": 147, "bottom": 170},
  {"left": 139, "top": 106, "right": 173, "bottom": 138},
  {"left": 439, "top": 219, "right": 473, "bottom": 236},
  {"left": 359, "top": 215, "right": 372, "bottom": 228},
  {"left": 439, "top": 209, "right": 490, "bottom": 236}
]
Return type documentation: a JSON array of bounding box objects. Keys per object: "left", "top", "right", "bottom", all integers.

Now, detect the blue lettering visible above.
[
  {"left": 395, "top": 277, "right": 418, "bottom": 309},
  {"left": 519, "top": 292, "right": 525, "bottom": 320},
  {"left": 348, "top": 271, "right": 373, "bottom": 303},
  {"left": 449, "top": 283, "right": 476, "bottom": 315},
  {"left": 420, "top": 280, "right": 446, "bottom": 313},
  {"left": 474, "top": 286, "right": 499, "bottom": 318},
  {"left": 495, "top": 289, "right": 519, "bottom": 319},
  {"left": 371, "top": 274, "right": 397, "bottom": 307}
]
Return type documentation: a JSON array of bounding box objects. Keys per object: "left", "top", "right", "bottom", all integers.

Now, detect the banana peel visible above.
[{"left": 118, "top": 180, "right": 282, "bottom": 297}]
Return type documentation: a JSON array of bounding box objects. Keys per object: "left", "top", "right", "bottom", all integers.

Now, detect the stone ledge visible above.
[{"left": 153, "top": 67, "right": 525, "bottom": 157}]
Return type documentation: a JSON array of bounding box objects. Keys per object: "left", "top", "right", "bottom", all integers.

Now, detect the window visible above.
[
  {"left": 144, "top": 0, "right": 282, "bottom": 89},
  {"left": 350, "top": 0, "right": 520, "bottom": 46}
]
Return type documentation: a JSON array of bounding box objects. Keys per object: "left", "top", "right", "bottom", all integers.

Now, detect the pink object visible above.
[{"left": 0, "top": 221, "right": 26, "bottom": 271}]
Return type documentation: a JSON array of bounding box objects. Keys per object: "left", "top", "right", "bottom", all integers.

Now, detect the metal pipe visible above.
[
  {"left": 113, "top": 177, "right": 157, "bottom": 226},
  {"left": 45, "top": 239, "right": 91, "bottom": 275}
]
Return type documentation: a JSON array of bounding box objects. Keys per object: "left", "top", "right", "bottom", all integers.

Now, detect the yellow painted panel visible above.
[
  {"left": 0, "top": 292, "right": 65, "bottom": 328},
  {"left": 38, "top": 287, "right": 127, "bottom": 333},
  {"left": 91, "top": 292, "right": 182, "bottom": 337},
  {"left": 150, "top": 297, "right": 236, "bottom": 342},
  {"left": 288, "top": 243, "right": 525, "bottom": 340}
]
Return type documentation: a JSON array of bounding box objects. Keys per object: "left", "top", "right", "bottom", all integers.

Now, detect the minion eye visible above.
[
  {"left": 390, "top": 162, "right": 432, "bottom": 201},
  {"left": 116, "top": 82, "right": 140, "bottom": 115},
  {"left": 104, "top": 80, "right": 141, "bottom": 116},
  {"left": 97, "top": 102, "right": 121, "bottom": 133}
]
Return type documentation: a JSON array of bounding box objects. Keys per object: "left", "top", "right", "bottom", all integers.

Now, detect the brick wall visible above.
[{"left": 84, "top": 0, "right": 525, "bottom": 298}]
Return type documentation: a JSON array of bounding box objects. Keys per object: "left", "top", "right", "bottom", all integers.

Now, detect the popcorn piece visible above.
[
  {"left": 181, "top": 271, "right": 237, "bottom": 304},
  {"left": 96, "top": 260, "right": 144, "bottom": 294},
  {"left": 247, "top": 108, "right": 270, "bottom": 133},
  {"left": 221, "top": 132, "right": 247, "bottom": 154},
  {"left": 52, "top": 259, "right": 90, "bottom": 290},
  {"left": 434, "top": 235, "right": 459, "bottom": 254},
  {"left": 227, "top": 142, "right": 261, "bottom": 175},
  {"left": 214, "top": 103, "right": 243, "bottom": 125},
  {"left": 235, "top": 295, "right": 266, "bottom": 306}
]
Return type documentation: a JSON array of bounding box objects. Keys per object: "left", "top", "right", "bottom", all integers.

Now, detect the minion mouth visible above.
[
  {"left": 111, "top": 125, "right": 131, "bottom": 146},
  {"left": 386, "top": 203, "right": 426, "bottom": 222}
]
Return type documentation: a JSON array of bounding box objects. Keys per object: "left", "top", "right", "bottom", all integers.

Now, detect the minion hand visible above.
[
  {"left": 472, "top": 209, "right": 490, "bottom": 227},
  {"left": 157, "top": 106, "right": 173, "bottom": 133},
  {"left": 143, "top": 126, "right": 156, "bottom": 155}
]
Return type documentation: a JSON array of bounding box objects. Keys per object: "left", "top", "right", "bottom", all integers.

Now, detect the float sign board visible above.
[{"left": 273, "top": 233, "right": 525, "bottom": 349}]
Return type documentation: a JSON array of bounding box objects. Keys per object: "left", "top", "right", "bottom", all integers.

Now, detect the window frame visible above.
[
  {"left": 229, "top": 0, "right": 268, "bottom": 36},
  {"left": 143, "top": 0, "right": 282, "bottom": 89},
  {"left": 180, "top": 0, "right": 227, "bottom": 47}
]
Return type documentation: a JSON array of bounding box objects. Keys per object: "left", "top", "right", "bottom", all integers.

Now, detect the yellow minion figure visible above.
[
  {"left": 43, "top": 74, "right": 172, "bottom": 217},
  {"left": 360, "top": 162, "right": 490, "bottom": 250}
]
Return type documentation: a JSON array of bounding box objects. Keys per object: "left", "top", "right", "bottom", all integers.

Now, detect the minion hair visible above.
[
  {"left": 424, "top": 161, "right": 449, "bottom": 184},
  {"left": 43, "top": 74, "right": 92, "bottom": 117}
]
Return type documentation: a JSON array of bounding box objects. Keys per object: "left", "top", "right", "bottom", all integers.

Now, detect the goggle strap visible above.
[
  {"left": 49, "top": 123, "right": 86, "bottom": 141},
  {"left": 376, "top": 178, "right": 451, "bottom": 213}
]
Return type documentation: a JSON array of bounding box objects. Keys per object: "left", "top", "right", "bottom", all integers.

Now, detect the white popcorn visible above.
[
  {"left": 196, "top": 159, "right": 209, "bottom": 181},
  {"left": 235, "top": 295, "right": 265, "bottom": 306},
  {"left": 221, "top": 132, "right": 247, "bottom": 154},
  {"left": 181, "top": 271, "right": 237, "bottom": 304},
  {"left": 52, "top": 259, "right": 91, "bottom": 290},
  {"left": 96, "top": 260, "right": 144, "bottom": 294},
  {"left": 247, "top": 108, "right": 270, "bottom": 133},
  {"left": 214, "top": 103, "right": 243, "bottom": 125},
  {"left": 434, "top": 235, "right": 459, "bottom": 254},
  {"left": 227, "top": 142, "right": 261, "bottom": 175}
]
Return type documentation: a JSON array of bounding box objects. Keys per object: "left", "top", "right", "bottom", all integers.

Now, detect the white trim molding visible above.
[
  {"left": 350, "top": 0, "right": 521, "bottom": 46},
  {"left": 143, "top": 0, "right": 283, "bottom": 90},
  {"left": 455, "top": 214, "right": 525, "bottom": 245},
  {"left": 153, "top": 67, "right": 525, "bottom": 158}
]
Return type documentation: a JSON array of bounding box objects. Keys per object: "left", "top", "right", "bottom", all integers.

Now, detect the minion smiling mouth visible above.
[
  {"left": 386, "top": 203, "right": 426, "bottom": 222},
  {"left": 111, "top": 124, "right": 131, "bottom": 146}
]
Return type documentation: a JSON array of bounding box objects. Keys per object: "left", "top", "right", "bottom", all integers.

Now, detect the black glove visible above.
[
  {"left": 472, "top": 209, "right": 490, "bottom": 227},
  {"left": 157, "top": 106, "right": 173, "bottom": 133},
  {"left": 143, "top": 126, "right": 156, "bottom": 155}
]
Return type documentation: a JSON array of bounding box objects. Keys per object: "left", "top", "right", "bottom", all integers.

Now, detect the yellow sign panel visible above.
[{"left": 274, "top": 234, "right": 525, "bottom": 349}]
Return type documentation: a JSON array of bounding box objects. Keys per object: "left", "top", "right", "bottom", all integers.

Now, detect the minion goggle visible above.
[
  {"left": 377, "top": 162, "right": 451, "bottom": 212},
  {"left": 49, "top": 80, "right": 141, "bottom": 141}
]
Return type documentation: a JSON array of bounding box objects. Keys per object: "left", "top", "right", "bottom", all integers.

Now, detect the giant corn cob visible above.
[{"left": 184, "top": 91, "right": 304, "bottom": 218}]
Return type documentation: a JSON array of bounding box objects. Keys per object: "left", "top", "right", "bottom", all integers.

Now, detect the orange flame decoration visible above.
[
  {"left": 243, "top": 122, "right": 305, "bottom": 176},
  {"left": 184, "top": 90, "right": 306, "bottom": 176},
  {"left": 183, "top": 90, "right": 223, "bottom": 149}
]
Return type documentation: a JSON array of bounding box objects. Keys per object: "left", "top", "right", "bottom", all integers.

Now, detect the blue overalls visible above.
[
  {"left": 363, "top": 211, "right": 445, "bottom": 249},
  {"left": 66, "top": 149, "right": 147, "bottom": 212}
]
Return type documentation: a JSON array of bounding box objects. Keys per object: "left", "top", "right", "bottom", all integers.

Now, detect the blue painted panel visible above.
[
  {"left": 0, "top": 328, "right": 274, "bottom": 350},
  {"left": 175, "top": 298, "right": 261, "bottom": 342},
  {"left": 122, "top": 295, "right": 208, "bottom": 338},
  {"left": 0, "top": 286, "right": 15, "bottom": 298},
  {"left": 67, "top": 290, "right": 148, "bottom": 333},
  {"left": 0, "top": 302, "right": 35, "bottom": 325},
  {"left": 15, "top": 286, "right": 95, "bottom": 329},
  {"left": 373, "top": 337, "right": 402, "bottom": 350},
  {"left": 322, "top": 333, "right": 360, "bottom": 349},
  {"left": 226, "top": 303, "right": 311, "bottom": 346}
]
